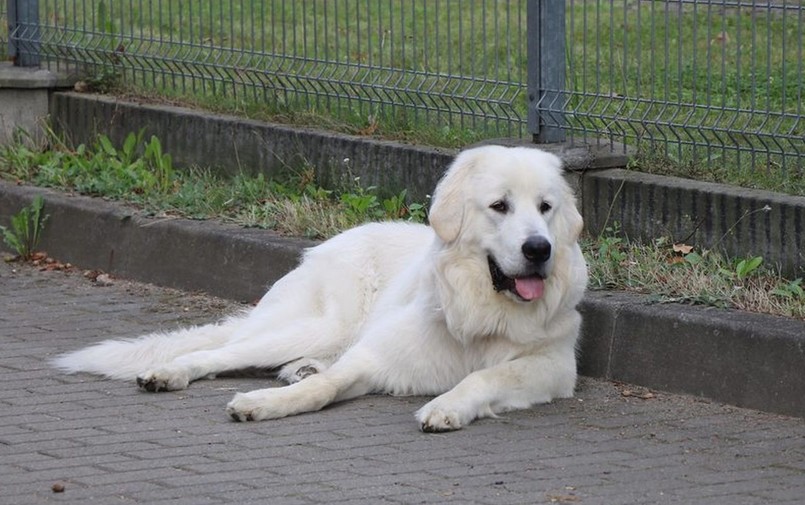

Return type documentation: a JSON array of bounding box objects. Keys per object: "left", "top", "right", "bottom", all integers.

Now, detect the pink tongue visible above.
[{"left": 514, "top": 277, "right": 545, "bottom": 301}]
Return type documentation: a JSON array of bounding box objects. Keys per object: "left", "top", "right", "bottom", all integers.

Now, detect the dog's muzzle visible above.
[
  {"left": 488, "top": 236, "right": 552, "bottom": 301},
  {"left": 488, "top": 258, "right": 546, "bottom": 302}
]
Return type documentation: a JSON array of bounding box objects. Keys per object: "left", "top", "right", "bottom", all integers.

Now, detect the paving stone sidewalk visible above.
[{"left": 1, "top": 260, "right": 803, "bottom": 505}]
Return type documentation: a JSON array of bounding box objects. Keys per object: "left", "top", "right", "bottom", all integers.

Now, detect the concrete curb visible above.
[
  {"left": 0, "top": 182, "right": 315, "bottom": 302},
  {"left": 578, "top": 291, "right": 805, "bottom": 419},
  {"left": 2, "top": 181, "right": 803, "bottom": 418}
]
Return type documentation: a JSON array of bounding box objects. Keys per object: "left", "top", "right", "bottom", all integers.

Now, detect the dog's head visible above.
[{"left": 429, "top": 145, "right": 583, "bottom": 303}]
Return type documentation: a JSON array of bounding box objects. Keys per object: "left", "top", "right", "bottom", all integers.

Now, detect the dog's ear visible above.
[
  {"left": 538, "top": 152, "right": 583, "bottom": 244},
  {"left": 428, "top": 149, "right": 480, "bottom": 242},
  {"left": 556, "top": 189, "right": 584, "bottom": 244}
]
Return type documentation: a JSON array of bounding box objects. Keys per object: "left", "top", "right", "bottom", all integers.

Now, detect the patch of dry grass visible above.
[{"left": 585, "top": 231, "right": 805, "bottom": 320}]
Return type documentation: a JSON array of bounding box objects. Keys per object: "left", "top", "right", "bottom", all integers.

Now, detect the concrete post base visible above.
[{"left": 0, "top": 62, "right": 75, "bottom": 146}]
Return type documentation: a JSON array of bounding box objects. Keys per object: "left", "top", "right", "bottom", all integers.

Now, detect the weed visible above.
[
  {"left": 1, "top": 196, "right": 49, "bottom": 261},
  {"left": 406, "top": 202, "right": 428, "bottom": 223},
  {"left": 1, "top": 129, "right": 427, "bottom": 239},
  {"left": 142, "top": 135, "right": 175, "bottom": 192},
  {"left": 381, "top": 189, "right": 409, "bottom": 220},
  {"left": 340, "top": 179, "right": 382, "bottom": 221},
  {"left": 587, "top": 224, "right": 630, "bottom": 289},
  {"left": 771, "top": 279, "right": 805, "bottom": 300},
  {"left": 15, "top": 131, "right": 178, "bottom": 198},
  {"left": 596, "top": 225, "right": 627, "bottom": 264},
  {"left": 733, "top": 256, "right": 764, "bottom": 281},
  {"left": 583, "top": 225, "right": 805, "bottom": 319}
]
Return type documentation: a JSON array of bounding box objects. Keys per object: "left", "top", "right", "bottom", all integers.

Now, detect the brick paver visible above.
[{"left": 1, "top": 261, "right": 803, "bottom": 504}]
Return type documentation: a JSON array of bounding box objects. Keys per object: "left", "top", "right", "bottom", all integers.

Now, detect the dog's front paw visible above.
[
  {"left": 136, "top": 368, "right": 190, "bottom": 392},
  {"left": 416, "top": 400, "right": 466, "bottom": 433},
  {"left": 226, "top": 390, "right": 286, "bottom": 422}
]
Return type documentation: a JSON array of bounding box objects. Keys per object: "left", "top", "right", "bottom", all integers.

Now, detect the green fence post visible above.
[
  {"left": 527, "top": 0, "right": 566, "bottom": 144},
  {"left": 8, "top": 0, "right": 40, "bottom": 67}
]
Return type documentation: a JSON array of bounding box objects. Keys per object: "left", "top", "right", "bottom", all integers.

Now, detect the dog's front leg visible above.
[
  {"left": 226, "top": 363, "right": 372, "bottom": 422},
  {"left": 415, "top": 348, "right": 577, "bottom": 432}
]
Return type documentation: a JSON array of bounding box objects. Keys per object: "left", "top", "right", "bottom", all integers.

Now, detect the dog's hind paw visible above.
[
  {"left": 136, "top": 368, "right": 190, "bottom": 392},
  {"left": 277, "top": 358, "right": 328, "bottom": 384}
]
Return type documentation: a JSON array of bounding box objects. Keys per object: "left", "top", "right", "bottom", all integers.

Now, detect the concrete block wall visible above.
[
  {"left": 48, "top": 92, "right": 628, "bottom": 202},
  {"left": 580, "top": 169, "right": 805, "bottom": 278},
  {"left": 49, "top": 92, "right": 455, "bottom": 202}
]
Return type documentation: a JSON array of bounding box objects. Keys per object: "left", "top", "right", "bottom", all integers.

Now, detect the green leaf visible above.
[
  {"left": 736, "top": 256, "right": 763, "bottom": 279},
  {"left": 98, "top": 135, "right": 118, "bottom": 157},
  {"left": 684, "top": 252, "right": 703, "bottom": 265},
  {"left": 122, "top": 132, "right": 138, "bottom": 160}
]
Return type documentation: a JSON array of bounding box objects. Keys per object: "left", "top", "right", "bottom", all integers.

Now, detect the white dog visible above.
[{"left": 53, "top": 145, "right": 588, "bottom": 432}]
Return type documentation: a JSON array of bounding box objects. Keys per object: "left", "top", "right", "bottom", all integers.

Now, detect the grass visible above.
[
  {"left": 31, "top": 1, "right": 803, "bottom": 193},
  {"left": 1, "top": 129, "right": 803, "bottom": 320},
  {"left": 0, "top": 129, "right": 424, "bottom": 240},
  {"left": 585, "top": 226, "right": 805, "bottom": 320},
  {"left": 564, "top": 2, "right": 803, "bottom": 193}
]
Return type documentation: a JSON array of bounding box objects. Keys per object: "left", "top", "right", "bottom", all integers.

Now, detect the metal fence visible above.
[
  {"left": 10, "top": 0, "right": 533, "bottom": 139},
  {"left": 5, "top": 0, "right": 804, "bottom": 178},
  {"left": 561, "top": 0, "right": 803, "bottom": 177}
]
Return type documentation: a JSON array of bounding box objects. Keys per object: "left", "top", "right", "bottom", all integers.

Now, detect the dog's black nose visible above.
[{"left": 522, "top": 236, "right": 551, "bottom": 264}]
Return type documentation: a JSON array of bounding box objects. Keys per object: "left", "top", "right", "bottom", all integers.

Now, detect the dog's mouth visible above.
[{"left": 488, "top": 256, "right": 546, "bottom": 302}]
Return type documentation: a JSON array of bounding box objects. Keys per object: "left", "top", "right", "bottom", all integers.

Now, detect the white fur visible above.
[{"left": 53, "top": 145, "right": 588, "bottom": 432}]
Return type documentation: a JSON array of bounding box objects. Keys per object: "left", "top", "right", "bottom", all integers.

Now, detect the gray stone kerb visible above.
[{"left": 1, "top": 181, "right": 803, "bottom": 419}]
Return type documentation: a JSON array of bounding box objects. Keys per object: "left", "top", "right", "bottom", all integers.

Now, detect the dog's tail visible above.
[{"left": 51, "top": 314, "right": 244, "bottom": 380}]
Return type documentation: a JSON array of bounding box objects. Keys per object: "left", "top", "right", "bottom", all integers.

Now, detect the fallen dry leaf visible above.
[
  {"left": 711, "top": 31, "right": 730, "bottom": 45},
  {"left": 621, "top": 389, "right": 656, "bottom": 400},
  {"left": 614, "top": 381, "right": 657, "bottom": 400},
  {"left": 95, "top": 273, "right": 115, "bottom": 286},
  {"left": 358, "top": 115, "right": 379, "bottom": 136},
  {"left": 673, "top": 243, "right": 694, "bottom": 254}
]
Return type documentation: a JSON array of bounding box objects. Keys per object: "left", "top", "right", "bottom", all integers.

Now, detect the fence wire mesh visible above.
[
  {"left": 23, "top": 1, "right": 528, "bottom": 139},
  {"left": 6, "top": 0, "right": 804, "bottom": 180}
]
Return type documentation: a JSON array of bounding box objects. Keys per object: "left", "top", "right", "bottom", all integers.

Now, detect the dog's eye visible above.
[
  {"left": 489, "top": 200, "right": 509, "bottom": 213},
  {"left": 539, "top": 201, "right": 552, "bottom": 214}
]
